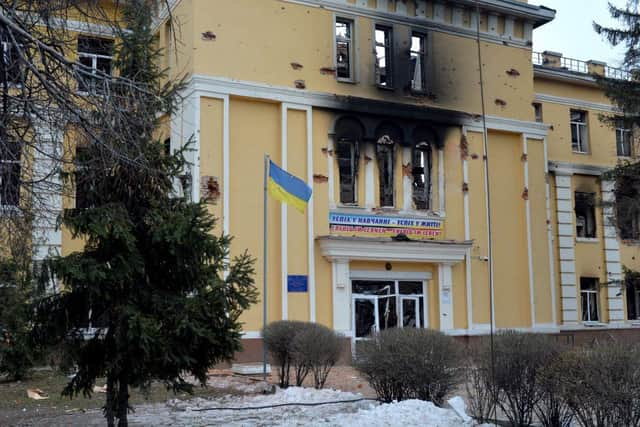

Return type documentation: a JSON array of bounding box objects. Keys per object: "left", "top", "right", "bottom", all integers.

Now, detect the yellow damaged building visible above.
[{"left": 9, "top": 0, "right": 640, "bottom": 357}]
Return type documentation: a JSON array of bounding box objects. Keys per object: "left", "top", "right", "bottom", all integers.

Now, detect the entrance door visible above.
[
  {"left": 353, "top": 296, "right": 378, "bottom": 342},
  {"left": 400, "top": 296, "right": 420, "bottom": 328}
]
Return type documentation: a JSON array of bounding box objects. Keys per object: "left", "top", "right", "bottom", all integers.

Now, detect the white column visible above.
[
  {"left": 504, "top": 17, "right": 515, "bottom": 39},
  {"left": 523, "top": 137, "right": 536, "bottom": 327},
  {"left": 395, "top": 0, "right": 407, "bottom": 15},
  {"left": 487, "top": 14, "right": 499, "bottom": 36},
  {"left": 555, "top": 174, "right": 579, "bottom": 324},
  {"left": 452, "top": 7, "right": 464, "bottom": 27},
  {"left": 601, "top": 180, "right": 625, "bottom": 323},
  {"left": 415, "top": 0, "right": 427, "bottom": 19},
  {"left": 438, "top": 263, "right": 454, "bottom": 331},
  {"left": 433, "top": 2, "right": 445, "bottom": 23},
  {"left": 332, "top": 259, "right": 351, "bottom": 335}
]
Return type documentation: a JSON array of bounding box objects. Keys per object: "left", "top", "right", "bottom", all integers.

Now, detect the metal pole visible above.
[{"left": 263, "top": 154, "right": 269, "bottom": 382}]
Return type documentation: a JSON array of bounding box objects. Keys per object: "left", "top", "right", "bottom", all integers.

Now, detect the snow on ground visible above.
[{"left": 127, "top": 386, "right": 477, "bottom": 426}]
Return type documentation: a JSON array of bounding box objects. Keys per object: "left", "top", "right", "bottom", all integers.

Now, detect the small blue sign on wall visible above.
[{"left": 287, "top": 275, "right": 308, "bottom": 293}]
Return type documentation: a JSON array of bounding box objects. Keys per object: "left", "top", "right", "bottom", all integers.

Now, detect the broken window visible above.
[
  {"left": 336, "top": 139, "right": 358, "bottom": 204},
  {"left": 616, "top": 174, "right": 640, "bottom": 240},
  {"left": 0, "top": 32, "right": 22, "bottom": 85},
  {"left": 575, "top": 192, "right": 596, "bottom": 238},
  {"left": 74, "top": 145, "right": 92, "bottom": 209},
  {"left": 0, "top": 139, "right": 20, "bottom": 207},
  {"left": 335, "top": 18, "right": 354, "bottom": 81},
  {"left": 625, "top": 271, "right": 640, "bottom": 321},
  {"left": 412, "top": 142, "right": 432, "bottom": 210},
  {"left": 374, "top": 25, "right": 392, "bottom": 88},
  {"left": 376, "top": 136, "right": 395, "bottom": 207},
  {"left": 570, "top": 110, "right": 589, "bottom": 153},
  {"left": 410, "top": 33, "right": 426, "bottom": 92},
  {"left": 77, "top": 36, "right": 113, "bottom": 93},
  {"left": 533, "top": 103, "right": 543, "bottom": 123},
  {"left": 616, "top": 119, "right": 632, "bottom": 157},
  {"left": 580, "top": 277, "right": 599, "bottom": 322}
]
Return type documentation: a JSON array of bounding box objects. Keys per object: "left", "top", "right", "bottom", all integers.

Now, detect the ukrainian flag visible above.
[{"left": 268, "top": 160, "right": 312, "bottom": 213}]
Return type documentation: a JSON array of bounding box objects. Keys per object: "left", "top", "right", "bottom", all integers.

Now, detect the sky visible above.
[{"left": 528, "top": 0, "right": 628, "bottom": 67}]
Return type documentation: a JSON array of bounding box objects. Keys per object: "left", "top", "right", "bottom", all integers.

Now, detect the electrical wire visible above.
[
  {"left": 190, "top": 398, "right": 379, "bottom": 412},
  {"left": 474, "top": 1, "right": 497, "bottom": 425}
]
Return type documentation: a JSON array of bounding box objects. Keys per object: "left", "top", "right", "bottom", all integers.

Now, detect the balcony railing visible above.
[{"left": 532, "top": 51, "right": 631, "bottom": 81}]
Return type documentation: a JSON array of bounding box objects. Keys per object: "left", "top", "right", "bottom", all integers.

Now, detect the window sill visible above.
[
  {"left": 576, "top": 237, "right": 599, "bottom": 244},
  {"left": 337, "top": 78, "right": 356, "bottom": 85},
  {"left": 622, "top": 239, "right": 640, "bottom": 246},
  {"left": 376, "top": 85, "right": 395, "bottom": 91},
  {"left": 582, "top": 321, "right": 606, "bottom": 327},
  {"left": 572, "top": 150, "right": 591, "bottom": 155}
]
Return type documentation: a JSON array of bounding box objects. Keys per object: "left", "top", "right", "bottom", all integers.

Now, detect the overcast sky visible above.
[{"left": 529, "top": 0, "right": 628, "bottom": 67}]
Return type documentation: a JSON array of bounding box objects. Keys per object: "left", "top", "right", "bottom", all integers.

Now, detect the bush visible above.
[
  {"left": 464, "top": 360, "right": 494, "bottom": 424},
  {"left": 535, "top": 352, "right": 575, "bottom": 427},
  {"left": 471, "top": 331, "right": 559, "bottom": 427},
  {"left": 292, "top": 323, "right": 343, "bottom": 389},
  {"left": 263, "top": 321, "right": 343, "bottom": 389},
  {"left": 555, "top": 343, "right": 640, "bottom": 427},
  {"left": 355, "top": 328, "right": 463, "bottom": 405}
]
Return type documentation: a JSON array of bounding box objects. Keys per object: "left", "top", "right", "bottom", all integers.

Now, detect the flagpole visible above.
[{"left": 262, "top": 154, "right": 269, "bottom": 382}]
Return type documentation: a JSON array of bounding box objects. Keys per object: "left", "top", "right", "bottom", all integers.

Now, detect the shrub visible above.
[
  {"left": 355, "top": 328, "right": 463, "bottom": 405},
  {"left": 535, "top": 351, "right": 575, "bottom": 427},
  {"left": 464, "top": 357, "right": 495, "bottom": 424},
  {"left": 292, "top": 323, "right": 343, "bottom": 389},
  {"left": 471, "top": 331, "right": 559, "bottom": 427},
  {"left": 263, "top": 320, "right": 305, "bottom": 388},
  {"left": 556, "top": 343, "right": 640, "bottom": 427}
]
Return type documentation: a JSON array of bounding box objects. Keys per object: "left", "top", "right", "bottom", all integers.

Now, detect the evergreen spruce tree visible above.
[
  {"left": 32, "top": 2, "right": 257, "bottom": 426},
  {"left": 595, "top": 2, "right": 640, "bottom": 240}
]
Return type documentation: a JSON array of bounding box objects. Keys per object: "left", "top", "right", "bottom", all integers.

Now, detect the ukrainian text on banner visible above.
[{"left": 329, "top": 212, "right": 443, "bottom": 240}]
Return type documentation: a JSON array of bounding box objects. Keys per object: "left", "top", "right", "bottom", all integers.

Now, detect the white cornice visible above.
[
  {"left": 280, "top": 0, "right": 540, "bottom": 49},
  {"left": 317, "top": 236, "right": 472, "bottom": 264},
  {"left": 548, "top": 161, "right": 611, "bottom": 177},
  {"left": 534, "top": 93, "right": 616, "bottom": 113},
  {"left": 185, "top": 74, "right": 549, "bottom": 138}
]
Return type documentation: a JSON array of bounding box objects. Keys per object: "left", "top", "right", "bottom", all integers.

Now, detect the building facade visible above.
[{"left": 5, "top": 0, "right": 640, "bottom": 358}]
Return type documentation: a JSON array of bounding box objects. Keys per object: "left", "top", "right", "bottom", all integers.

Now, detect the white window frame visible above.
[
  {"left": 580, "top": 278, "right": 600, "bottom": 323},
  {"left": 335, "top": 16, "right": 355, "bottom": 83},
  {"left": 570, "top": 110, "right": 589, "bottom": 153},
  {"left": 77, "top": 37, "right": 113, "bottom": 94},
  {"left": 0, "top": 140, "right": 20, "bottom": 208},
  {"left": 374, "top": 24, "right": 393, "bottom": 88},
  {"left": 410, "top": 32, "right": 427, "bottom": 93},
  {"left": 616, "top": 123, "right": 632, "bottom": 158}
]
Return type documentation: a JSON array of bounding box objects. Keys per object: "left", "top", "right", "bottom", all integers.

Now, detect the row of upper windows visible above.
[
  {"left": 1, "top": 34, "right": 113, "bottom": 94},
  {"left": 335, "top": 18, "right": 427, "bottom": 92},
  {"left": 532, "top": 103, "right": 633, "bottom": 158}
]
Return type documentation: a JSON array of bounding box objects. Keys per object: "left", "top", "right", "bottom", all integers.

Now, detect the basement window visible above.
[
  {"left": 575, "top": 192, "right": 596, "bottom": 238},
  {"left": 374, "top": 25, "right": 393, "bottom": 88},
  {"left": 412, "top": 142, "right": 432, "bottom": 210},
  {"left": 0, "top": 139, "right": 20, "bottom": 207},
  {"left": 570, "top": 110, "right": 589, "bottom": 153},
  {"left": 616, "top": 119, "right": 632, "bottom": 157},
  {"left": 410, "top": 33, "right": 426, "bottom": 92},
  {"left": 376, "top": 137, "right": 395, "bottom": 207},
  {"left": 580, "top": 277, "right": 599, "bottom": 322},
  {"left": 77, "top": 36, "right": 113, "bottom": 94},
  {"left": 336, "top": 139, "right": 358, "bottom": 204},
  {"left": 335, "top": 18, "right": 354, "bottom": 81}
]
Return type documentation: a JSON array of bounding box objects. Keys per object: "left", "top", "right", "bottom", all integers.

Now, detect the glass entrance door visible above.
[{"left": 400, "top": 296, "right": 420, "bottom": 328}]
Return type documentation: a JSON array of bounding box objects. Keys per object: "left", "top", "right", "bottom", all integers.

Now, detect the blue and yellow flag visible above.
[{"left": 268, "top": 160, "right": 312, "bottom": 213}]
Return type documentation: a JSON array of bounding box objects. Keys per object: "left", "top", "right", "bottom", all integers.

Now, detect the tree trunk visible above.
[
  {"left": 116, "top": 376, "right": 129, "bottom": 427},
  {"left": 105, "top": 374, "right": 116, "bottom": 427}
]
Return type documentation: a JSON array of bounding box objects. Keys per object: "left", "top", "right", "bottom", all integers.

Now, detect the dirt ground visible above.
[{"left": 0, "top": 365, "right": 374, "bottom": 426}]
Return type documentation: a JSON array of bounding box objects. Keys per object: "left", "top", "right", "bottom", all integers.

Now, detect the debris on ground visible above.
[{"left": 26, "top": 389, "right": 49, "bottom": 400}]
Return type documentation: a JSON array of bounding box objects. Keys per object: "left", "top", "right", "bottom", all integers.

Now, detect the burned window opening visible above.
[
  {"left": 412, "top": 142, "right": 432, "bottom": 210},
  {"left": 570, "top": 110, "right": 588, "bottom": 153},
  {"left": 580, "top": 277, "right": 599, "bottom": 322},
  {"left": 335, "top": 18, "right": 354, "bottom": 81},
  {"left": 575, "top": 192, "right": 596, "bottom": 238},
  {"left": 625, "top": 271, "right": 640, "bottom": 321},
  {"left": 0, "top": 31, "right": 22, "bottom": 85},
  {"left": 336, "top": 139, "right": 359, "bottom": 204},
  {"left": 375, "top": 25, "right": 393, "bottom": 88},
  {"left": 77, "top": 36, "right": 114, "bottom": 94},
  {"left": 0, "top": 138, "right": 20, "bottom": 206},
  {"left": 376, "top": 136, "right": 395, "bottom": 207},
  {"left": 616, "top": 174, "right": 640, "bottom": 240},
  {"left": 410, "top": 33, "right": 426, "bottom": 92}
]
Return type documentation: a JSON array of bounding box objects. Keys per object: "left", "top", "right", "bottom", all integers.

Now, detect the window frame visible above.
[
  {"left": 374, "top": 24, "right": 393, "bottom": 89},
  {"left": 376, "top": 139, "right": 395, "bottom": 208},
  {"left": 0, "top": 139, "right": 21, "bottom": 208},
  {"left": 533, "top": 103, "right": 543, "bottom": 123},
  {"left": 616, "top": 120, "right": 632, "bottom": 158},
  {"left": 574, "top": 191, "right": 597, "bottom": 239},
  {"left": 409, "top": 32, "right": 427, "bottom": 93},
  {"left": 570, "top": 109, "right": 589, "bottom": 153},
  {"left": 76, "top": 36, "right": 114, "bottom": 94},
  {"left": 335, "top": 17, "right": 355, "bottom": 83},
  {"left": 411, "top": 141, "right": 432, "bottom": 211},
  {"left": 335, "top": 138, "right": 359, "bottom": 206},
  {"left": 580, "top": 277, "right": 600, "bottom": 323}
]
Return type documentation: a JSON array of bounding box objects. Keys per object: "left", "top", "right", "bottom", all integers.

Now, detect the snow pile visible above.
[
  {"left": 129, "top": 387, "right": 476, "bottom": 426},
  {"left": 319, "top": 399, "right": 474, "bottom": 427}
]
